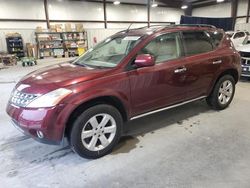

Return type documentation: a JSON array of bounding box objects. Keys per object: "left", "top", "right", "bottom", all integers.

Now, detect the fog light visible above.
[{"left": 37, "top": 131, "right": 44, "bottom": 139}]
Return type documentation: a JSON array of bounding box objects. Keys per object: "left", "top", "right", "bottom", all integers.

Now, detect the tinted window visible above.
[
  {"left": 182, "top": 31, "right": 213, "bottom": 56},
  {"left": 140, "top": 33, "right": 181, "bottom": 63},
  {"left": 208, "top": 31, "right": 224, "bottom": 47},
  {"left": 234, "top": 32, "right": 245, "bottom": 39}
]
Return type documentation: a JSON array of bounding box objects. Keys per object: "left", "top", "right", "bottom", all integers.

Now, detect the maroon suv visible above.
[{"left": 6, "top": 25, "right": 241, "bottom": 158}]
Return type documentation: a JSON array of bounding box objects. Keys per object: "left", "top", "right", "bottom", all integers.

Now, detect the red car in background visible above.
[{"left": 6, "top": 25, "right": 241, "bottom": 159}]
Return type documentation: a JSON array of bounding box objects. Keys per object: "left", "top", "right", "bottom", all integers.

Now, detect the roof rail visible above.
[
  {"left": 116, "top": 24, "right": 216, "bottom": 35},
  {"left": 173, "top": 24, "right": 216, "bottom": 28},
  {"left": 117, "top": 24, "right": 167, "bottom": 34},
  {"left": 132, "top": 25, "right": 168, "bottom": 30}
]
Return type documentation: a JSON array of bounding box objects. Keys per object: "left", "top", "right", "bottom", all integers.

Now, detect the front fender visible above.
[{"left": 67, "top": 89, "right": 130, "bottom": 115}]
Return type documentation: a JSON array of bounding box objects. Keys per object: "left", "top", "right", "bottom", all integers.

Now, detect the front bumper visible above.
[
  {"left": 240, "top": 54, "right": 250, "bottom": 77},
  {"left": 6, "top": 103, "right": 67, "bottom": 145},
  {"left": 10, "top": 119, "right": 59, "bottom": 145},
  {"left": 241, "top": 65, "right": 250, "bottom": 77}
]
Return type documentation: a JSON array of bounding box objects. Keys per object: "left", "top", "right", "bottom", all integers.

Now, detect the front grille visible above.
[
  {"left": 10, "top": 90, "right": 38, "bottom": 107},
  {"left": 240, "top": 51, "right": 250, "bottom": 58},
  {"left": 241, "top": 58, "right": 250, "bottom": 65},
  {"left": 240, "top": 51, "right": 250, "bottom": 65}
]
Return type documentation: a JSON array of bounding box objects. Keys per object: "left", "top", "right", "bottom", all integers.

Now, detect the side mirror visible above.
[{"left": 134, "top": 54, "right": 155, "bottom": 68}]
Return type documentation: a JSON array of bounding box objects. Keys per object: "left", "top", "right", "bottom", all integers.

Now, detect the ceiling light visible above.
[
  {"left": 181, "top": 5, "right": 188, "bottom": 9},
  {"left": 151, "top": 3, "right": 158, "bottom": 7},
  {"left": 217, "top": 0, "right": 224, "bottom": 2},
  {"left": 113, "top": 1, "right": 120, "bottom": 5}
]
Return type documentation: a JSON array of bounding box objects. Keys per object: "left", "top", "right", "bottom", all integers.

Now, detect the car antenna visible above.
[{"left": 126, "top": 23, "right": 133, "bottom": 33}]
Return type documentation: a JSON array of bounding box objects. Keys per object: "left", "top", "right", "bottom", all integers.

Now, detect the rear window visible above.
[
  {"left": 208, "top": 31, "right": 224, "bottom": 47},
  {"left": 182, "top": 31, "right": 214, "bottom": 56},
  {"left": 234, "top": 32, "right": 245, "bottom": 39}
]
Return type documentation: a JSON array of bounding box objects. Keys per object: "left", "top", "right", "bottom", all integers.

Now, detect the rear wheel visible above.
[
  {"left": 69, "top": 104, "right": 123, "bottom": 159},
  {"left": 206, "top": 75, "right": 235, "bottom": 110}
]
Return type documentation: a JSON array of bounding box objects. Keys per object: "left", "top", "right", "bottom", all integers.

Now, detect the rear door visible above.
[{"left": 181, "top": 30, "right": 224, "bottom": 99}]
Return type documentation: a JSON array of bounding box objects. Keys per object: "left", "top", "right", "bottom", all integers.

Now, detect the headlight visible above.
[
  {"left": 11, "top": 90, "right": 39, "bottom": 107},
  {"left": 26, "top": 88, "right": 72, "bottom": 108}
]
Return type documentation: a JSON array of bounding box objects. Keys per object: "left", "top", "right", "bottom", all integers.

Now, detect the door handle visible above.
[
  {"left": 213, "top": 60, "right": 222, "bottom": 64},
  {"left": 174, "top": 67, "right": 187, "bottom": 73}
]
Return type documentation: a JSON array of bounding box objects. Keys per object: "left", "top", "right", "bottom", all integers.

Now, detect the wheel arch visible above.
[
  {"left": 64, "top": 96, "right": 128, "bottom": 138},
  {"left": 208, "top": 68, "right": 239, "bottom": 96},
  {"left": 217, "top": 69, "right": 239, "bottom": 83}
]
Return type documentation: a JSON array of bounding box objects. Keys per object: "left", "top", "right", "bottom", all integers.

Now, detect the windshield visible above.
[{"left": 73, "top": 35, "right": 142, "bottom": 68}]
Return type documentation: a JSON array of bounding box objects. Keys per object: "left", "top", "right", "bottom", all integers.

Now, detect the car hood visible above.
[
  {"left": 236, "top": 44, "right": 250, "bottom": 52},
  {"left": 19, "top": 62, "right": 112, "bottom": 90}
]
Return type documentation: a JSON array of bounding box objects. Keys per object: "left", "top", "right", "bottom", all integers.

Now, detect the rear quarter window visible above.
[
  {"left": 182, "top": 31, "right": 214, "bottom": 56},
  {"left": 208, "top": 31, "right": 224, "bottom": 47}
]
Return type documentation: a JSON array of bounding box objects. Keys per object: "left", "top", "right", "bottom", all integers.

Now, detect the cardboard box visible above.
[
  {"left": 75, "top": 23, "right": 84, "bottom": 32},
  {"left": 56, "top": 28, "right": 63, "bottom": 32},
  {"left": 0, "top": 53, "right": 17, "bottom": 66},
  {"left": 50, "top": 25, "right": 56, "bottom": 32},
  {"left": 65, "top": 23, "right": 72, "bottom": 32},
  {"left": 36, "top": 26, "right": 43, "bottom": 33},
  {"left": 77, "top": 41, "right": 86, "bottom": 48},
  {"left": 55, "top": 24, "right": 63, "bottom": 32},
  {"left": 26, "top": 43, "right": 38, "bottom": 58},
  {"left": 5, "top": 32, "right": 21, "bottom": 37},
  {"left": 43, "top": 51, "right": 51, "bottom": 57},
  {"left": 64, "top": 51, "right": 69, "bottom": 58}
]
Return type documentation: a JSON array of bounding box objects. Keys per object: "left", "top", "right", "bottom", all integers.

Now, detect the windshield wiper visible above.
[
  {"left": 74, "top": 62, "right": 87, "bottom": 67},
  {"left": 87, "top": 64, "right": 110, "bottom": 69},
  {"left": 75, "top": 62, "right": 110, "bottom": 69}
]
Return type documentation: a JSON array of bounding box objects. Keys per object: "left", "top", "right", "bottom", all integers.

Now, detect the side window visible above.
[
  {"left": 208, "top": 31, "right": 224, "bottom": 47},
  {"left": 234, "top": 32, "right": 245, "bottom": 39},
  {"left": 140, "top": 33, "right": 182, "bottom": 63},
  {"left": 182, "top": 31, "right": 214, "bottom": 56}
]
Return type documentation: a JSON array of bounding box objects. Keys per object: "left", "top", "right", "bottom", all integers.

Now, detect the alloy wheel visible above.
[
  {"left": 218, "top": 80, "right": 233, "bottom": 105},
  {"left": 81, "top": 113, "right": 117, "bottom": 151}
]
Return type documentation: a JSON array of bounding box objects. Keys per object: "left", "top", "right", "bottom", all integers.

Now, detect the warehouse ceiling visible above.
[{"left": 84, "top": 0, "right": 231, "bottom": 8}]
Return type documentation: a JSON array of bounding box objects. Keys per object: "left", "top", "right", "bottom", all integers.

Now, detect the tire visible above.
[
  {"left": 69, "top": 104, "right": 123, "bottom": 159},
  {"left": 206, "top": 75, "right": 235, "bottom": 110}
]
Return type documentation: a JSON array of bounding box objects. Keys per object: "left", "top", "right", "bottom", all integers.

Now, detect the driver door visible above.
[{"left": 128, "top": 32, "right": 188, "bottom": 116}]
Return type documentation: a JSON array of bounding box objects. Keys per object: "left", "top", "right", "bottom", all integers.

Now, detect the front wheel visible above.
[
  {"left": 206, "top": 75, "right": 235, "bottom": 110},
  {"left": 69, "top": 104, "right": 123, "bottom": 159}
]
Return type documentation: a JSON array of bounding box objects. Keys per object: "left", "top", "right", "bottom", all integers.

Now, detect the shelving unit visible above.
[
  {"left": 62, "top": 32, "right": 87, "bottom": 57},
  {"left": 35, "top": 31, "right": 88, "bottom": 59},
  {"left": 6, "top": 35, "right": 24, "bottom": 58}
]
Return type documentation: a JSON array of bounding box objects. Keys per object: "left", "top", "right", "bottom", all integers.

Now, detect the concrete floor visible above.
[{"left": 0, "top": 58, "right": 250, "bottom": 188}]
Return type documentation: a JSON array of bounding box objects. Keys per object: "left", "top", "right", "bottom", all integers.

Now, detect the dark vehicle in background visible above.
[{"left": 6, "top": 25, "right": 241, "bottom": 159}]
